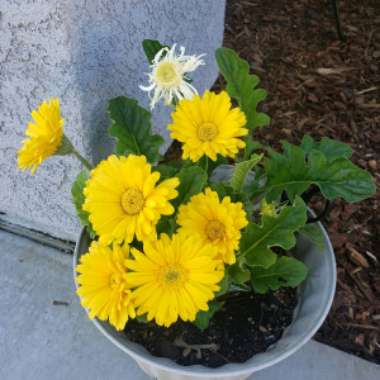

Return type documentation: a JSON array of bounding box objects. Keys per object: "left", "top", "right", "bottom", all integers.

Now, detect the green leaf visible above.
[
  {"left": 209, "top": 182, "right": 234, "bottom": 199},
  {"left": 173, "top": 166, "right": 207, "bottom": 208},
  {"left": 142, "top": 39, "right": 167, "bottom": 64},
  {"left": 154, "top": 163, "right": 181, "bottom": 180},
  {"left": 240, "top": 196, "right": 307, "bottom": 267},
  {"left": 207, "top": 155, "right": 229, "bottom": 176},
  {"left": 216, "top": 47, "right": 270, "bottom": 130},
  {"left": 243, "top": 139, "right": 265, "bottom": 160},
  {"left": 239, "top": 193, "right": 255, "bottom": 222},
  {"left": 251, "top": 256, "right": 308, "bottom": 294},
  {"left": 313, "top": 154, "right": 376, "bottom": 202},
  {"left": 193, "top": 301, "right": 223, "bottom": 331},
  {"left": 216, "top": 272, "right": 230, "bottom": 297},
  {"left": 136, "top": 314, "right": 149, "bottom": 323},
  {"left": 108, "top": 96, "right": 164, "bottom": 163},
  {"left": 301, "top": 135, "right": 352, "bottom": 162},
  {"left": 263, "top": 143, "right": 309, "bottom": 201},
  {"left": 229, "top": 260, "right": 251, "bottom": 285},
  {"left": 263, "top": 140, "right": 376, "bottom": 203},
  {"left": 156, "top": 215, "right": 177, "bottom": 236},
  {"left": 198, "top": 155, "right": 209, "bottom": 173},
  {"left": 253, "top": 112, "right": 271, "bottom": 128},
  {"left": 71, "top": 170, "right": 95, "bottom": 238},
  {"left": 298, "top": 223, "right": 326, "bottom": 251},
  {"left": 230, "top": 154, "right": 263, "bottom": 192}
]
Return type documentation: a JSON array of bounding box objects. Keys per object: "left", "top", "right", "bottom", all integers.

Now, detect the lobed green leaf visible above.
[
  {"left": 251, "top": 256, "right": 308, "bottom": 294},
  {"left": 298, "top": 223, "right": 326, "bottom": 251},
  {"left": 209, "top": 182, "right": 234, "bottom": 199},
  {"left": 215, "top": 47, "right": 270, "bottom": 130},
  {"left": 300, "top": 135, "right": 352, "bottom": 162},
  {"left": 108, "top": 96, "right": 164, "bottom": 163},
  {"left": 154, "top": 163, "right": 181, "bottom": 180},
  {"left": 142, "top": 39, "right": 167, "bottom": 64},
  {"left": 262, "top": 139, "right": 375, "bottom": 203},
  {"left": 172, "top": 166, "right": 207, "bottom": 208},
  {"left": 240, "top": 196, "right": 307, "bottom": 268},
  {"left": 230, "top": 154, "right": 263, "bottom": 192},
  {"left": 229, "top": 260, "right": 251, "bottom": 285}
]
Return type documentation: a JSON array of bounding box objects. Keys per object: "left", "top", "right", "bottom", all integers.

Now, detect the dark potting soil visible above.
[{"left": 124, "top": 288, "right": 297, "bottom": 368}]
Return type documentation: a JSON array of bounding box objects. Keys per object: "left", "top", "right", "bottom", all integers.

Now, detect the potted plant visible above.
[{"left": 17, "top": 40, "right": 375, "bottom": 380}]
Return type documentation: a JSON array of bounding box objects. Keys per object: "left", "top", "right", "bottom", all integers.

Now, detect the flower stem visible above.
[
  {"left": 199, "top": 156, "right": 209, "bottom": 173},
  {"left": 72, "top": 149, "right": 93, "bottom": 171},
  {"left": 57, "top": 134, "right": 93, "bottom": 170}
]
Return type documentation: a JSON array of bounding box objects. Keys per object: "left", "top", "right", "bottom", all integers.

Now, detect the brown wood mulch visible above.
[{"left": 222, "top": 0, "right": 380, "bottom": 363}]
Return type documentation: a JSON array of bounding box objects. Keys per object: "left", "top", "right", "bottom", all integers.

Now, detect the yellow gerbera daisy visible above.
[
  {"left": 168, "top": 90, "right": 248, "bottom": 162},
  {"left": 76, "top": 241, "right": 136, "bottom": 331},
  {"left": 83, "top": 154, "right": 179, "bottom": 245},
  {"left": 126, "top": 233, "right": 224, "bottom": 327},
  {"left": 177, "top": 188, "right": 248, "bottom": 265},
  {"left": 17, "top": 97, "right": 64, "bottom": 174}
]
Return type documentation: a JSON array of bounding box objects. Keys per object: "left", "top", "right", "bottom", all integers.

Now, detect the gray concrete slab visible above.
[{"left": 1, "top": 229, "right": 379, "bottom": 380}]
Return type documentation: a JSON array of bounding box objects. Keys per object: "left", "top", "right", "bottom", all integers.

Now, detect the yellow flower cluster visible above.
[
  {"left": 76, "top": 186, "right": 248, "bottom": 330},
  {"left": 18, "top": 92, "right": 250, "bottom": 330}
]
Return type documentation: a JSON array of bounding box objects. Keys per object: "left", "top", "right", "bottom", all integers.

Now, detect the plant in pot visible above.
[{"left": 17, "top": 40, "right": 376, "bottom": 380}]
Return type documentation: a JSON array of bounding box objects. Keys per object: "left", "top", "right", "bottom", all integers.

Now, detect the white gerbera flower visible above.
[{"left": 140, "top": 44, "right": 205, "bottom": 109}]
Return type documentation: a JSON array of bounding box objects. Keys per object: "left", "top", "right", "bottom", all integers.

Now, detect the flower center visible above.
[
  {"left": 109, "top": 273, "right": 122, "bottom": 289},
  {"left": 197, "top": 122, "right": 218, "bottom": 142},
  {"left": 164, "top": 268, "right": 180, "bottom": 284},
  {"left": 206, "top": 220, "right": 225, "bottom": 241},
  {"left": 121, "top": 188, "right": 144, "bottom": 215},
  {"left": 155, "top": 61, "right": 181, "bottom": 87},
  {"left": 159, "top": 263, "right": 188, "bottom": 287}
]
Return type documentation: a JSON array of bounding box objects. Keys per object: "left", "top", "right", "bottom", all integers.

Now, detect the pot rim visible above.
[{"left": 73, "top": 220, "right": 336, "bottom": 378}]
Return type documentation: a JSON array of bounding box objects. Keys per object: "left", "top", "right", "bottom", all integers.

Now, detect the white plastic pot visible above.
[{"left": 73, "top": 220, "right": 336, "bottom": 380}]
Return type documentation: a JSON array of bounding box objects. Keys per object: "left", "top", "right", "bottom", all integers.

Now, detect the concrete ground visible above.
[{"left": 1, "top": 229, "right": 379, "bottom": 380}]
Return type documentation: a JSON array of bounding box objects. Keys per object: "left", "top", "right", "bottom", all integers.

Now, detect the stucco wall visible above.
[{"left": 0, "top": 0, "right": 226, "bottom": 240}]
